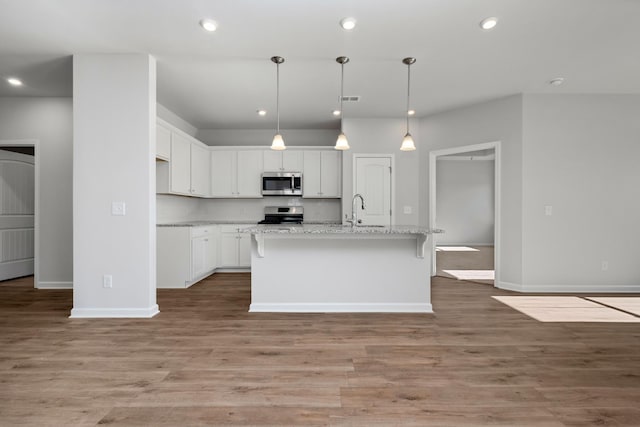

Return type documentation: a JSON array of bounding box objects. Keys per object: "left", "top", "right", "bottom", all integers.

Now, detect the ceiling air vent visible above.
[{"left": 340, "top": 95, "right": 360, "bottom": 102}]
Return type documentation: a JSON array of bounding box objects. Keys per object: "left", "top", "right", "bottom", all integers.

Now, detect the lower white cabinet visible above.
[
  {"left": 157, "top": 225, "right": 219, "bottom": 288},
  {"left": 218, "top": 225, "right": 252, "bottom": 268}
]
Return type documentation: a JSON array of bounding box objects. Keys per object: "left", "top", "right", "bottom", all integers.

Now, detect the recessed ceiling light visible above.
[
  {"left": 257, "top": 109, "right": 267, "bottom": 116},
  {"left": 199, "top": 18, "right": 217, "bottom": 32},
  {"left": 340, "top": 17, "right": 357, "bottom": 30},
  {"left": 479, "top": 17, "right": 498, "bottom": 30},
  {"left": 7, "top": 77, "right": 22, "bottom": 86},
  {"left": 332, "top": 110, "right": 341, "bottom": 116},
  {"left": 549, "top": 77, "right": 565, "bottom": 86},
  {"left": 408, "top": 109, "right": 416, "bottom": 116}
]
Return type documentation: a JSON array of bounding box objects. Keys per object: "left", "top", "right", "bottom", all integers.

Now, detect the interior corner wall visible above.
[
  {"left": 341, "top": 118, "right": 421, "bottom": 226},
  {"left": 522, "top": 94, "right": 640, "bottom": 292},
  {"left": 418, "top": 95, "right": 524, "bottom": 287},
  {"left": 72, "top": 54, "right": 158, "bottom": 317},
  {"left": 0, "top": 97, "right": 73, "bottom": 287},
  {"left": 436, "top": 159, "right": 495, "bottom": 245},
  {"left": 157, "top": 103, "right": 198, "bottom": 137}
]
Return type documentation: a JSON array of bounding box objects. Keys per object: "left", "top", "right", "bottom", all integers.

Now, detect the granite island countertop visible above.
[
  {"left": 157, "top": 220, "right": 343, "bottom": 228},
  {"left": 241, "top": 224, "right": 443, "bottom": 236}
]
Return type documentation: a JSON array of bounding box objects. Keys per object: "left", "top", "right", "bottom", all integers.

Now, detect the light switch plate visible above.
[
  {"left": 403, "top": 206, "right": 412, "bottom": 214},
  {"left": 544, "top": 205, "right": 552, "bottom": 216},
  {"left": 112, "top": 202, "right": 126, "bottom": 216}
]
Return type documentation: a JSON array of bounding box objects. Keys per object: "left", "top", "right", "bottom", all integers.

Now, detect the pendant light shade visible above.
[
  {"left": 270, "top": 56, "right": 286, "bottom": 150},
  {"left": 334, "top": 56, "right": 350, "bottom": 150},
  {"left": 400, "top": 57, "right": 416, "bottom": 151}
]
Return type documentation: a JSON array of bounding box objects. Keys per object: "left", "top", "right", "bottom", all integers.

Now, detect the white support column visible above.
[{"left": 71, "top": 54, "right": 158, "bottom": 318}]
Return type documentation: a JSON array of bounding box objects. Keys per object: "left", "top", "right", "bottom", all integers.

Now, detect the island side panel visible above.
[{"left": 249, "top": 234, "right": 432, "bottom": 313}]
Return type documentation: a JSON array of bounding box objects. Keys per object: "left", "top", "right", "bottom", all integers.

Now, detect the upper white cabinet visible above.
[
  {"left": 168, "top": 132, "right": 192, "bottom": 195},
  {"left": 263, "top": 150, "right": 303, "bottom": 172},
  {"left": 303, "top": 150, "right": 341, "bottom": 198},
  {"left": 157, "top": 120, "right": 211, "bottom": 197},
  {"left": 211, "top": 150, "right": 263, "bottom": 198},
  {"left": 156, "top": 123, "right": 171, "bottom": 161},
  {"left": 190, "top": 143, "right": 210, "bottom": 197}
]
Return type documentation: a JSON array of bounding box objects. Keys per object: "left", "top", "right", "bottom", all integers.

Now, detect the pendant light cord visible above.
[
  {"left": 406, "top": 62, "right": 411, "bottom": 134},
  {"left": 340, "top": 62, "right": 345, "bottom": 133},
  {"left": 276, "top": 62, "right": 280, "bottom": 134}
]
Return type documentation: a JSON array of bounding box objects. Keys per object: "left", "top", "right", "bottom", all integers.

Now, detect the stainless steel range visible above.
[{"left": 258, "top": 206, "right": 303, "bottom": 224}]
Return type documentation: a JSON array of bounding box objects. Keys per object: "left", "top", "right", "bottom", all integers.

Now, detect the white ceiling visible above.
[{"left": 1, "top": 0, "right": 639, "bottom": 130}]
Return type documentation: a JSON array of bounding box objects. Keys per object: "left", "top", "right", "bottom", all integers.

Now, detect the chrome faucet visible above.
[{"left": 346, "top": 193, "right": 365, "bottom": 227}]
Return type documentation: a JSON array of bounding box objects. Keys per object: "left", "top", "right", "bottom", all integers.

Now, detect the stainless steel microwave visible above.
[{"left": 262, "top": 172, "right": 302, "bottom": 196}]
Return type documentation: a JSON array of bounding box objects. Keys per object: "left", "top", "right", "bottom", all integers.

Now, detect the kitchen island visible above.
[{"left": 242, "top": 224, "right": 442, "bottom": 313}]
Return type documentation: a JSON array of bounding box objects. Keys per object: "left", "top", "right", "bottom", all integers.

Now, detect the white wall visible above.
[
  {"left": 157, "top": 195, "right": 341, "bottom": 224},
  {"left": 197, "top": 129, "right": 338, "bottom": 146},
  {"left": 341, "top": 118, "right": 420, "bottom": 225},
  {"left": 157, "top": 103, "right": 198, "bottom": 137},
  {"left": 72, "top": 54, "right": 158, "bottom": 317},
  {"left": 419, "top": 95, "right": 523, "bottom": 286},
  {"left": 522, "top": 94, "right": 640, "bottom": 291},
  {"left": 0, "top": 97, "right": 73, "bottom": 287},
  {"left": 436, "top": 158, "right": 495, "bottom": 245}
]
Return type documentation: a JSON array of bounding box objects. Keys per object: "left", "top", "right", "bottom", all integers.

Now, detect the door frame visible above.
[
  {"left": 428, "top": 141, "right": 501, "bottom": 285},
  {"left": 0, "top": 139, "right": 40, "bottom": 287},
  {"left": 353, "top": 153, "right": 396, "bottom": 226}
]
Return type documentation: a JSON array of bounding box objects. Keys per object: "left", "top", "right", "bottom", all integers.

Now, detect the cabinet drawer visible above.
[{"left": 191, "top": 225, "right": 218, "bottom": 238}]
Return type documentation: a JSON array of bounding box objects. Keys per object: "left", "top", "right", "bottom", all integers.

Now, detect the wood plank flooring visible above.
[{"left": 1, "top": 274, "right": 640, "bottom": 426}]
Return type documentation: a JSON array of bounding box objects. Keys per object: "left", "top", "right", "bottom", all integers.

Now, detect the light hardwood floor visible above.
[{"left": 1, "top": 274, "right": 639, "bottom": 426}]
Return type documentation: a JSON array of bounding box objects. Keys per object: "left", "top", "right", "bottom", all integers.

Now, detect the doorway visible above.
[
  {"left": 429, "top": 141, "right": 501, "bottom": 285},
  {"left": 0, "top": 140, "right": 38, "bottom": 285},
  {"left": 353, "top": 154, "right": 394, "bottom": 226}
]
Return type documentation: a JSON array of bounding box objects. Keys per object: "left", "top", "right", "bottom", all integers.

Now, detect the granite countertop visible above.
[
  {"left": 241, "top": 224, "right": 444, "bottom": 236},
  {"left": 157, "top": 220, "right": 258, "bottom": 227}
]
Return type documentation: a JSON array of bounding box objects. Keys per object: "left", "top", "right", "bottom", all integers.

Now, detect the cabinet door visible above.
[
  {"left": 238, "top": 234, "right": 252, "bottom": 267},
  {"left": 302, "top": 151, "right": 322, "bottom": 197},
  {"left": 219, "top": 233, "right": 239, "bottom": 266},
  {"left": 206, "top": 232, "right": 218, "bottom": 271},
  {"left": 170, "top": 132, "right": 192, "bottom": 195},
  {"left": 282, "top": 151, "right": 303, "bottom": 172},
  {"left": 191, "top": 236, "right": 208, "bottom": 279},
  {"left": 237, "top": 151, "right": 263, "bottom": 197},
  {"left": 263, "top": 151, "right": 282, "bottom": 172},
  {"left": 320, "top": 151, "right": 341, "bottom": 197},
  {"left": 211, "top": 151, "right": 236, "bottom": 197},
  {"left": 190, "top": 143, "right": 210, "bottom": 197},
  {"left": 156, "top": 124, "right": 171, "bottom": 161}
]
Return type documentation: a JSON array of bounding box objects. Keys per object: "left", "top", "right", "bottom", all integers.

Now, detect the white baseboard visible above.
[
  {"left": 69, "top": 304, "right": 160, "bottom": 318},
  {"left": 497, "top": 281, "right": 640, "bottom": 294},
  {"left": 36, "top": 281, "right": 73, "bottom": 289},
  {"left": 249, "top": 303, "right": 433, "bottom": 313},
  {"left": 215, "top": 268, "right": 250, "bottom": 273},
  {"left": 496, "top": 281, "right": 523, "bottom": 292}
]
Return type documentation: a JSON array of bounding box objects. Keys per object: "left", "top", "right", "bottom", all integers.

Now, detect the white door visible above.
[
  {"left": 236, "top": 151, "right": 263, "bottom": 197},
  {"left": 190, "top": 143, "right": 210, "bottom": 197},
  {"left": 210, "top": 151, "right": 236, "bottom": 197},
  {"left": 0, "top": 149, "right": 35, "bottom": 281},
  {"left": 170, "top": 132, "right": 191, "bottom": 195},
  {"left": 355, "top": 156, "right": 392, "bottom": 226}
]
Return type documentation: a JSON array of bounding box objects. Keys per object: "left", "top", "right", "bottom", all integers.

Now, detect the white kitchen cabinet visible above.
[
  {"left": 157, "top": 119, "right": 211, "bottom": 198},
  {"left": 218, "top": 225, "right": 252, "bottom": 268},
  {"left": 156, "top": 123, "right": 171, "bottom": 161},
  {"left": 157, "top": 225, "right": 219, "bottom": 288},
  {"left": 190, "top": 143, "right": 210, "bottom": 197},
  {"left": 211, "top": 150, "right": 263, "bottom": 198},
  {"left": 263, "top": 150, "right": 303, "bottom": 172},
  {"left": 303, "top": 150, "right": 341, "bottom": 198},
  {"left": 169, "top": 132, "right": 192, "bottom": 195}
]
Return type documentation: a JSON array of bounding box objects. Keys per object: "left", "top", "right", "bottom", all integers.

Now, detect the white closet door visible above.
[
  {"left": 0, "top": 149, "right": 35, "bottom": 281},
  {"left": 355, "top": 156, "right": 392, "bottom": 226}
]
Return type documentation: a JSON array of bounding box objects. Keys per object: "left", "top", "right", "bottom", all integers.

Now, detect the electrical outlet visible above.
[
  {"left": 403, "top": 206, "right": 412, "bottom": 214},
  {"left": 601, "top": 261, "right": 609, "bottom": 271},
  {"left": 103, "top": 274, "right": 113, "bottom": 288}
]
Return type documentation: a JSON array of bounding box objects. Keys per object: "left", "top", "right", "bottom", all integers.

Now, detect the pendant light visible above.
[
  {"left": 334, "top": 56, "right": 350, "bottom": 150},
  {"left": 400, "top": 57, "right": 417, "bottom": 151},
  {"left": 270, "top": 56, "right": 286, "bottom": 150}
]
